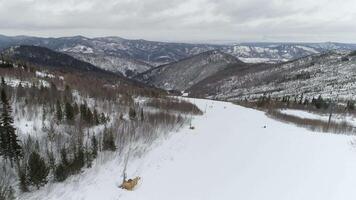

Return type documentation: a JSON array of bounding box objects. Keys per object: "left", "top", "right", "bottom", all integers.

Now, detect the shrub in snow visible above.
[
  {"left": 27, "top": 151, "right": 49, "bottom": 189},
  {"left": 129, "top": 107, "right": 136, "bottom": 120},
  {"left": 102, "top": 128, "right": 116, "bottom": 151},
  {"left": 0, "top": 164, "right": 15, "bottom": 200},
  {"left": 18, "top": 164, "right": 29, "bottom": 192},
  {"left": 54, "top": 163, "right": 67, "bottom": 182}
]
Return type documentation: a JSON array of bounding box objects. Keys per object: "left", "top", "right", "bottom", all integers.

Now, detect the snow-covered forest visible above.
[
  {"left": 12, "top": 96, "right": 356, "bottom": 200},
  {"left": 2, "top": 53, "right": 356, "bottom": 200},
  {"left": 0, "top": 59, "right": 202, "bottom": 199}
]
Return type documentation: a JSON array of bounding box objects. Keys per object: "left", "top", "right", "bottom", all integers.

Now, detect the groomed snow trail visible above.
[{"left": 21, "top": 99, "right": 356, "bottom": 200}]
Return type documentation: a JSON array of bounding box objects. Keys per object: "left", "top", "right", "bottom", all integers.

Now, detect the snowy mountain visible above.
[
  {"left": 135, "top": 50, "right": 241, "bottom": 91},
  {"left": 0, "top": 35, "right": 218, "bottom": 76},
  {"left": 221, "top": 42, "right": 356, "bottom": 63},
  {"left": 1, "top": 35, "right": 356, "bottom": 77},
  {"left": 2, "top": 45, "right": 110, "bottom": 74},
  {"left": 2, "top": 36, "right": 356, "bottom": 200},
  {"left": 189, "top": 50, "right": 356, "bottom": 101},
  {"left": 1, "top": 45, "right": 162, "bottom": 91}
]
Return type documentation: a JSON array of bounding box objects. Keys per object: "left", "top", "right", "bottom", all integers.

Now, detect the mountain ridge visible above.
[
  {"left": 1, "top": 34, "right": 356, "bottom": 77},
  {"left": 188, "top": 50, "right": 356, "bottom": 101},
  {"left": 135, "top": 50, "right": 242, "bottom": 91}
]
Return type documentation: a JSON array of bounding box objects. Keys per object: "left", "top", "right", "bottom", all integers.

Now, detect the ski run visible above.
[{"left": 20, "top": 98, "right": 356, "bottom": 200}]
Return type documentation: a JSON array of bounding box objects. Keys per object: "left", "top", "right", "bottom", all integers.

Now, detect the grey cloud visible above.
[{"left": 0, "top": 0, "right": 355, "bottom": 43}]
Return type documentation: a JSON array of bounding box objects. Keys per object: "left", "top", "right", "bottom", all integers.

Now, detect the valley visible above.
[
  {"left": 2, "top": 0, "right": 356, "bottom": 199},
  {"left": 1, "top": 34, "right": 356, "bottom": 200}
]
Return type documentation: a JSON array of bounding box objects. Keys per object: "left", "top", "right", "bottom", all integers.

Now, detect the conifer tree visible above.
[
  {"left": 72, "top": 144, "right": 85, "bottom": 173},
  {"left": 140, "top": 108, "right": 144, "bottom": 121},
  {"left": 65, "top": 102, "right": 74, "bottom": 121},
  {"left": 84, "top": 144, "right": 92, "bottom": 168},
  {"left": 17, "top": 82, "right": 25, "bottom": 99},
  {"left": 314, "top": 95, "right": 327, "bottom": 109},
  {"left": 80, "top": 103, "right": 87, "bottom": 121},
  {"left": 1, "top": 77, "right": 5, "bottom": 87},
  {"left": 129, "top": 108, "right": 136, "bottom": 120},
  {"left": 18, "top": 165, "right": 29, "bottom": 192},
  {"left": 347, "top": 100, "right": 355, "bottom": 110},
  {"left": 86, "top": 108, "right": 93, "bottom": 124},
  {"left": 54, "top": 148, "right": 69, "bottom": 182},
  {"left": 102, "top": 128, "right": 116, "bottom": 151},
  {"left": 56, "top": 100, "right": 63, "bottom": 122},
  {"left": 299, "top": 93, "right": 304, "bottom": 104},
  {"left": 119, "top": 113, "right": 124, "bottom": 120},
  {"left": 0, "top": 89, "right": 22, "bottom": 166},
  {"left": 27, "top": 151, "right": 49, "bottom": 189},
  {"left": 54, "top": 163, "right": 67, "bottom": 182},
  {"left": 47, "top": 150, "right": 56, "bottom": 171},
  {"left": 91, "top": 135, "right": 98, "bottom": 159},
  {"left": 63, "top": 84, "right": 72, "bottom": 103},
  {"left": 100, "top": 113, "right": 107, "bottom": 124},
  {"left": 60, "top": 147, "right": 69, "bottom": 167},
  {"left": 73, "top": 102, "right": 79, "bottom": 116},
  {"left": 93, "top": 109, "right": 100, "bottom": 125}
]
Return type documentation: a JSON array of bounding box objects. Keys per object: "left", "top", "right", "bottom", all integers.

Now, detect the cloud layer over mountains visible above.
[{"left": 1, "top": 0, "right": 356, "bottom": 43}]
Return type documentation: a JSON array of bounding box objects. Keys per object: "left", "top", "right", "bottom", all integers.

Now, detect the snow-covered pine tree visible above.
[
  {"left": 65, "top": 102, "right": 74, "bottom": 121},
  {"left": 86, "top": 108, "right": 93, "bottom": 124},
  {"left": 91, "top": 135, "right": 98, "bottom": 159},
  {"left": 73, "top": 102, "right": 79, "bottom": 116},
  {"left": 18, "top": 164, "right": 29, "bottom": 192},
  {"left": 63, "top": 84, "right": 73, "bottom": 103},
  {"left": 93, "top": 108, "right": 100, "bottom": 125},
  {"left": 54, "top": 148, "right": 69, "bottom": 182},
  {"left": 27, "top": 151, "right": 49, "bottom": 189},
  {"left": 140, "top": 108, "right": 144, "bottom": 121},
  {"left": 85, "top": 143, "right": 93, "bottom": 168},
  {"left": 0, "top": 88, "right": 22, "bottom": 167},
  {"left": 56, "top": 100, "right": 63, "bottom": 122},
  {"left": 100, "top": 113, "right": 107, "bottom": 124},
  {"left": 129, "top": 107, "right": 136, "bottom": 120},
  {"left": 80, "top": 103, "right": 87, "bottom": 121},
  {"left": 71, "top": 143, "right": 85, "bottom": 173},
  {"left": 54, "top": 163, "right": 67, "bottom": 182},
  {"left": 102, "top": 127, "right": 116, "bottom": 151}
]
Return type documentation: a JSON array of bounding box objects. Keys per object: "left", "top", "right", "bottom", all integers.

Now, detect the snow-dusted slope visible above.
[
  {"left": 190, "top": 51, "right": 356, "bottom": 101},
  {"left": 1, "top": 35, "right": 356, "bottom": 77},
  {"left": 221, "top": 42, "right": 356, "bottom": 63},
  {"left": 65, "top": 52, "right": 151, "bottom": 77},
  {"left": 0, "top": 35, "right": 217, "bottom": 76},
  {"left": 20, "top": 98, "right": 356, "bottom": 200},
  {"left": 136, "top": 50, "right": 241, "bottom": 91}
]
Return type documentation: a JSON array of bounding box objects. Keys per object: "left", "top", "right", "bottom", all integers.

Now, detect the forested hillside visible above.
[{"left": 0, "top": 58, "right": 201, "bottom": 200}]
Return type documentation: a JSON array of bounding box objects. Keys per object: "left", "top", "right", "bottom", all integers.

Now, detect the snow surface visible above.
[
  {"left": 238, "top": 57, "right": 276, "bottom": 63},
  {"left": 20, "top": 98, "right": 356, "bottom": 200},
  {"left": 3, "top": 77, "right": 31, "bottom": 87},
  {"left": 36, "top": 71, "right": 55, "bottom": 79},
  {"left": 280, "top": 109, "right": 331, "bottom": 121},
  {"left": 280, "top": 109, "right": 356, "bottom": 126}
]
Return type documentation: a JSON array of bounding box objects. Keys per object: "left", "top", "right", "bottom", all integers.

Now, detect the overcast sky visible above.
[{"left": 1, "top": 0, "right": 356, "bottom": 43}]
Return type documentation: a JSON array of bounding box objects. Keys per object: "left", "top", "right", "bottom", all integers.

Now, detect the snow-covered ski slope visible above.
[{"left": 21, "top": 98, "right": 356, "bottom": 200}]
